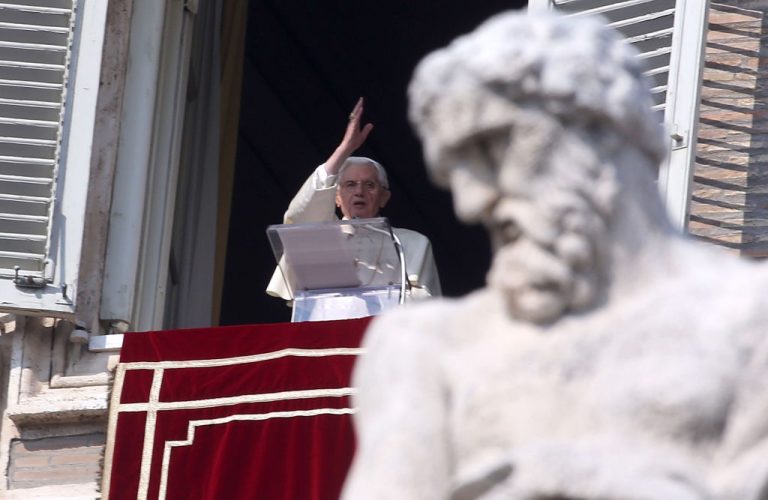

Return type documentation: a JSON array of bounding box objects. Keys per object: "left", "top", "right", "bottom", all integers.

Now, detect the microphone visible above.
[{"left": 351, "top": 217, "right": 409, "bottom": 305}]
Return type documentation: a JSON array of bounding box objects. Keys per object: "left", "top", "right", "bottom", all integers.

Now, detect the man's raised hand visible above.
[{"left": 325, "top": 97, "right": 374, "bottom": 176}]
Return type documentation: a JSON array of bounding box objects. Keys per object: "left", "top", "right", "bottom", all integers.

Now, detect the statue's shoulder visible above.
[
  {"left": 357, "top": 291, "right": 504, "bottom": 387},
  {"left": 364, "top": 289, "right": 504, "bottom": 346},
  {"left": 665, "top": 238, "right": 768, "bottom": 294}
]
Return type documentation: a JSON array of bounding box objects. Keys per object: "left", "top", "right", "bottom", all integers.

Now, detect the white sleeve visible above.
[
  {"left": 283, "top": 165, "right": 339, "bottom": 224},
  {"left": 314, "top": 163, "right": 338, "bottom": 189},
  {"left": 396, "top": 230, "right": 442, "bottom": 298}
]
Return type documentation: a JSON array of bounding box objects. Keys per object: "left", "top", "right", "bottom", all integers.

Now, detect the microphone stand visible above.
[
  {"left": 390, "top": 229, "right": 408, "bottom": 305},
  {"left": 352, "top": 217, "right": 409, "bottom": 305}
]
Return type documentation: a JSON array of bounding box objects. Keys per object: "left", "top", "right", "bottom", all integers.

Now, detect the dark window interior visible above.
[{"left": 221, "top": 0, "right": 527, "bottom": 325}]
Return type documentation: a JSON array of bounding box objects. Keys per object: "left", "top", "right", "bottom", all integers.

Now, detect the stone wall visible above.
[
  {"left": 8, "top": 434, "right": 105, "bottom": 489},
  {"left": 689, "top": 1, "right": 768, "bottom": 257},
  {"left": 0, "top": 317, "right": 111, "bottom": 498}
]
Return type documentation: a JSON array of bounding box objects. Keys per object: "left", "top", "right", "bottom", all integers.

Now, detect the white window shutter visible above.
[
  {"left": 656, "top": 0, "right": 709, "bottom": 230},
  {"left": 0, "top": 0, "right": 107, "bottom": 315},
  {"left": 528, "top": 0, "right": 710, "bottom": 230}
]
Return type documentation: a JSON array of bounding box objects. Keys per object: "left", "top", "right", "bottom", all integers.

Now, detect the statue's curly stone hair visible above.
[
  {"left": 408, "top": 10, "right": 668, "bottom": 323},
  {"left": 408, "top": 10, "right": 666, "bottom": 188}
]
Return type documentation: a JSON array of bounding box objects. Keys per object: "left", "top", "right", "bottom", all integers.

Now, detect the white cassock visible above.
[{"left": 266, "top": 165, "right": 441, "bottom": 315}]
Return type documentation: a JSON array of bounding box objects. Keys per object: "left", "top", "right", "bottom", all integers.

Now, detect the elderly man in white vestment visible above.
[
  {"left": 266, "top": 97, "right": 441, "bottom": 302},
  {"left": 341, "top": 10, "right": 768, "bottom": 500}
]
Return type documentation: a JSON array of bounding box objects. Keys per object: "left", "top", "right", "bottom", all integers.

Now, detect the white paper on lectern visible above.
[
  {"left": 278, "top": 224, "right": 361, "bottom": 291},
  {"left": 293, "top": 287, "right": 401, "bottom": 322}
]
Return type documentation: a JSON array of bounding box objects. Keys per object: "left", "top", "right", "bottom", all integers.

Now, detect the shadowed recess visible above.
[{"left": 221, "top": 0, "right": 526, "bottom": 325}]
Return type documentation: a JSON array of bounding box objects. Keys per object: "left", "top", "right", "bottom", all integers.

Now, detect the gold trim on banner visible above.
[
  {"left": 102, "top": 363, "right": 127, "bottom": 498},
  {"left": 121, "top": 347, "right": 365, "bottom": 371},
  {"left": 138, "top": 368, "right": 165, "bottom": 500},
  {"left": 102, "top": 346, "right": 363, "bottom": 499},
  {"left": 119, "top": 387, "right": 355, "bottom": 413}
]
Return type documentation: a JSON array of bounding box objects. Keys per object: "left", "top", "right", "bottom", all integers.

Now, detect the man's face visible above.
[{"left": 336, "top": 163, "right": 391, "bottom": 219}]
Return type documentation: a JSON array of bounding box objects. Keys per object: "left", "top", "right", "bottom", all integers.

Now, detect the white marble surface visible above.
[{"left": 343, "top": 10, "right": 768, "bottom": 500}]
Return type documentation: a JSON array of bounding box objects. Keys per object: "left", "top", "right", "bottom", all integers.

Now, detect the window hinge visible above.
[
  {"left": 56, "top": 283, "right": 73, "bottom": 306},
  {"left": 13, "top": 267, "right": 46, "bottom": 289},
  {"left": 670, "top": 125, "right": 688, "bottom": 150}
]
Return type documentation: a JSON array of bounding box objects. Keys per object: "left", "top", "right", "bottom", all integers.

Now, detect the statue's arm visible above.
[
  {"left": 710, "top": 333, "right": 768, "bottom": 498},
  {"left": 342, "top": 311, "right": 452, "bottom": 500}
]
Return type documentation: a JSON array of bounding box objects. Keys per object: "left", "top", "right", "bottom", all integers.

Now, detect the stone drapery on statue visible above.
[{"left": 342, "top": 10, "right": 768, "bottom": 500}]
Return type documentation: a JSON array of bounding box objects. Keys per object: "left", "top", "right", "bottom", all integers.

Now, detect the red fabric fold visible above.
[{"left": 106, "top": 318, "right": 369, "bottom": 500}]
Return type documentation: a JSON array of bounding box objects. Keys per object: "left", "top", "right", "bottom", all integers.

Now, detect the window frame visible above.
[{"left": 0, "top": 0, "right": 108, "bottom": 316}]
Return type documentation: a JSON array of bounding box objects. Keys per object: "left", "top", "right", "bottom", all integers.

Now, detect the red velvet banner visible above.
[{"left": 103, "top": 319, "right": 370, "bottom": 500}]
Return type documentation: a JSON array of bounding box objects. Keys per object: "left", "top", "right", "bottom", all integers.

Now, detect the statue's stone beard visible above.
[{"left": 486, "top": 227, "right": 602, "bottom": 325}]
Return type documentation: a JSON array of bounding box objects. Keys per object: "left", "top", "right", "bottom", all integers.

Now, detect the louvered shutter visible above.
[
  {"left": 0, "top": 0, "right": 107, "bottom": 315},
  {"left": 528, "top": 0, "right": 710, "bottom": 230}
]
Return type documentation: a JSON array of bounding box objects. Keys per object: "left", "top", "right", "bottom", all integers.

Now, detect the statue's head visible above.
[{"left": 408, "top": 11, "right": 667, "bottom": 323}]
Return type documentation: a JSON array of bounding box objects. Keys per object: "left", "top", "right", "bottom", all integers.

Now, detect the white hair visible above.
[{"left": 339, "top": 156, "right": 390, "bottom": 190}]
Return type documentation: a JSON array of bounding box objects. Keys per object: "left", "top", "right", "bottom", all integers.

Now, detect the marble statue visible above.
[{"left": 341, "top": 10, "right": 768, "bottom": 500}]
